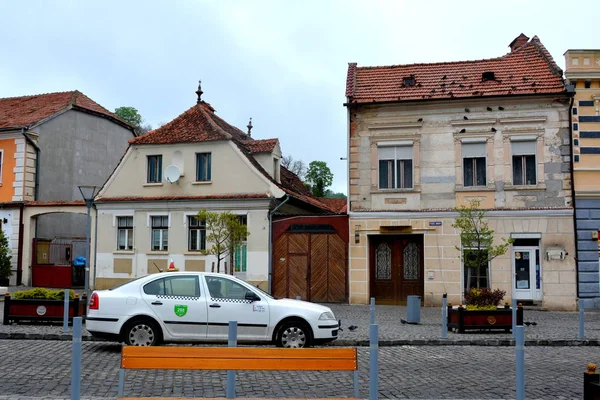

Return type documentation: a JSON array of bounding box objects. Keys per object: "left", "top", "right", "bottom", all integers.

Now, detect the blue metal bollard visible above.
[
  {"left": 71, "top": 317, "right": 82, "bottom": 400},
  {"left": 515, "top": 325, "right": 525, "bottom": 400},
  {"left": 512, "top": 299, "right": 517, "bottom": 339},
  {"left": 441, "top": 294, "right": 448, "bottom": 339},
  {"left": 369, "top": 324, "right": 378, "bottom": 400},
  {"left": 226, "top": 321, "right": 238, "bottom": 399},
  {"left": 579, "top": 299, "right": 585, "bottom": 339},
  {"left": 370, "top": 297, "right": 375, "bottom": 325},
  {"left": 63, "top": 289, "right": 70, "bottom": 333},
  {"left": 296, "top": 296, "right": 301, "bottom": 300}
]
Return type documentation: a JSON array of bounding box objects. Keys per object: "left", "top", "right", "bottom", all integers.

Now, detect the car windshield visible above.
[
  {"left": 108, "top": 276, "right": 146, "bottom": 291},
  {"left": 253, "top": 284, "right": 275, "bottom": 299}
]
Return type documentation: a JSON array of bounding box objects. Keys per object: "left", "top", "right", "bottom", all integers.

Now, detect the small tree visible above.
[
  {"left": 305, "top": 161, "right": 333, "bottom": 197},
  {"left": 281, "top": 155, "right": 307, "bottom": 178},
  {"left": 453, "top": 200, "right": 513, "bottom": 290},
  {"left": 0, "top": 229, "right": 12, "bottom": 283},
  {"left": 197, "top": 210, "right": 249, "bottom": 273}
]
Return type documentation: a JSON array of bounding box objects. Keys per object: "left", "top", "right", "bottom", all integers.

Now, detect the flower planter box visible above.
[
  {"left": 3, "top": 293, "right": 87, "bottom": 325},
  {"left": 447, "top": 304, "right": 523, "bottom": 333}
]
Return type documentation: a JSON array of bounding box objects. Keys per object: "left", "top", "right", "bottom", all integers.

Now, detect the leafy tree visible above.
[
  {"left": 325, "top": 190, "right": 347, "bottom": 199},
  {"left": 453, "top": 200, "right": 513, "bottom": 290},
  {"left": 197, "top": 210, "right": 249, "bottom": 274},
  {"left": 114, "top": 106, "right": 143, "bottom": 127},
  {"left": 281, "top": 155, "right": 307, "bottom": 178},
  {"left": 305, "top": 161, "right": 333, "bottom": 197},
  {"left": 0, "top": 229, "right": 12, "bottom": 283}
]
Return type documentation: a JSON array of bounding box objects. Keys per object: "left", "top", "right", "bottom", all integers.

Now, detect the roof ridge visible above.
[
  {"left": 529, "top": 35, "right": 564, "bottom": 78},
  {"left": 346, "top": 62, "right": 358, "bottom": 98},
  {"left": 198, "top": 103, "right": 233, "bottom": 139},
  {"left": 0, "top": 90, "right": 77, "bottom": 101}
]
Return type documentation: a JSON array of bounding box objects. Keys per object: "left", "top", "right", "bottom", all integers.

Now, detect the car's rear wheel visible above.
[
  {"left": 276, "top": 320, "right": 312, "bottom": 348},
  {"left": 123, "top": 318, "right": 161, "bottom": 346}
]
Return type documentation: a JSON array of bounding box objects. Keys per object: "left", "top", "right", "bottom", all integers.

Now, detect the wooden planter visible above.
[
  {"left": 447, "top": 304, "right": 523, "bottom": 333},
  {"left": 3, "top": 293, "right": 87, "bottom": 325}
]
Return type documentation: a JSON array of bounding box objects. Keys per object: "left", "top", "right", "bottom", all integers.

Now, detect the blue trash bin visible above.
[{"left": 406, "top": 295, "right": 421, "bottom": 324}]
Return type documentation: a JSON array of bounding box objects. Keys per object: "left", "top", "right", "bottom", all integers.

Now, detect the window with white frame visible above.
[
  {"left": 147, "top": 155, "right": 162, "bottom": 183},
  {"left": 511, "top": 140, "right": 537, "bottom": 185},
  {"left": 196, "top": 153, "right": 211, "bottom": 181},
  {"left": 117, "top": 216, "right": 133, "bottom": 250},
  {"left": 234, "top": 215, "right": 248, "bottom": 272},
  {"left": 378, "top": 145, "right": 413, "bottom": 189},
  {"left": 463, "top": 249, "right": 490, "bottom": 291},
  {"left": 462, "top": 142, "right": 487, "bottom": 187},
  {"left": 188, "top": 215, "right": 206, "bottom": 251},
  {"left": 151, "top": 216, "right": 169, "bottom": 251}
]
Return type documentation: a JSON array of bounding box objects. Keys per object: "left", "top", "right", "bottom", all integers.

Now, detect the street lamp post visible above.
[{"left": 78, "top": 185, "right": 99, "bottom": 298}]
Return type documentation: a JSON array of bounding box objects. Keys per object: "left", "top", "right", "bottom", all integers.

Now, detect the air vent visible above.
[
  {"left": 482, "top": 71, "right": 496, "bottom": 81},
  {"left": 402, "top": 75, "right": 416, "bottom": 87}
]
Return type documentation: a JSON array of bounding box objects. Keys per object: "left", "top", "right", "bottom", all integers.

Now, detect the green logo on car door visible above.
[{"left": 174, "top": 305, "right": 188, "bottom": 317}]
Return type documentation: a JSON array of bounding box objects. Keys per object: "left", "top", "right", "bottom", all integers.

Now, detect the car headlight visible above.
[{"left": 319, "top": 311, "right": 335, "bottom": 320}]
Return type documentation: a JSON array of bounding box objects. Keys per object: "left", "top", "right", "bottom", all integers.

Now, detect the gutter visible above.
[
  {"left": 566, "top": 89, "right": 580, "bottom": 298},
  {"left": 267, "top": 195, "right": 290, "bottom": 294}
]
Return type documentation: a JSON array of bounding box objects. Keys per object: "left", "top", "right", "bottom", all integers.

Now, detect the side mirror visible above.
[{"left": 245, "top": 291, "right": 260, "bottom": 302}]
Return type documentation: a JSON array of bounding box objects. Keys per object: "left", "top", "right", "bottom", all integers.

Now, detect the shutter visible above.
[
  {"left": 395, "top": 146, "right": 412, "bottom": 160},
  {"left": 378, "top": 146, "right": 395, "bottom": 160},
  {"left": 462, "top": 143, "right": 486, "bottom": 158},
  {"left": 511, "top": 140, "right": 536, "bottom": 155}
]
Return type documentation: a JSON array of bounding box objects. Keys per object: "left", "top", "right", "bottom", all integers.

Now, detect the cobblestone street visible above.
[{"left": 0, "top": 339, "right": 598, "bottom": 399}]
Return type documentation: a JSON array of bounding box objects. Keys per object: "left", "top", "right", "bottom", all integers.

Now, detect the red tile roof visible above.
[
  {"left": 317, "top": 197, "right": 348, "bottom": 213},
  {"left": 131, "top": 101, "right": 251, "bottom": 145},
  {"left": 0, "top": 91, "right": 132, "bottom": 130},
  {"left": 241, "top": 138, "right": 279, "bottom": 154},
  {"left": 345, "top": 35, "right": 566, "bottom": 104}
]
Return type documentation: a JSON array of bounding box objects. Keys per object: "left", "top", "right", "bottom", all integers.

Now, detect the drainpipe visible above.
[
  {"left": 567, "top": 92, "right": 580, "bottom": 298},
  {"left": 21, "top": 128, "right": 40, "bottom": 286},
  {"left": 268, "top": 195, "right": 290, "bottom": 294},
  {"left": 20, "top": 128, "right": 40, "bottom": 201},
  {"left": 92, "top": 203, "right": 98, "bottom": 290}
]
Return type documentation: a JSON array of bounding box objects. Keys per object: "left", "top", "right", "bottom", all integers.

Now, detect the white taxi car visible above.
[{"left": 86, "top": 272, "right": 339, "bottom": 348}]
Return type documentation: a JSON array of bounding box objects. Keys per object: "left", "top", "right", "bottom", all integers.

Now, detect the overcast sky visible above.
[{"left": 1, "top": 0, "right": 598, "bottom": 194}]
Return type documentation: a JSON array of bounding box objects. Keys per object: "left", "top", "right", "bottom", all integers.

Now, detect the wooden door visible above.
[{"left": 369, "top": 235, "right": 423, "bottom": 305}]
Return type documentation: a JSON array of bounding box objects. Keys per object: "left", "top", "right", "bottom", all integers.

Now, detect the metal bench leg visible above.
[
  {"left": 118, "top": 369, "right": 125, "bottom": 397},
  {"left": 353, "top": 369, "right": 359, "bottom": 398}
]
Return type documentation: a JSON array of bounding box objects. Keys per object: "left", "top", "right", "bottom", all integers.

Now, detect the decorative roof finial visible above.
[
  {"left": 247, "top": 117, "right": 253, "bottom": 136},
  {"left": 196, "top": 80, "right": 203, "bottom": 104}
]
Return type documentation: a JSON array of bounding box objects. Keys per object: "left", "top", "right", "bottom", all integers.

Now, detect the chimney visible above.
[{"left": 508, "top": 33, "right": 529, "bottom": 52}]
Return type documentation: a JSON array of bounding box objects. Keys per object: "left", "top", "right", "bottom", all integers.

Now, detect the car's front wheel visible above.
[
  {"left": 123, "top": 318, "right": 161, "bottom": 346},
  {"left": 276, "top": 320, "right": 312, "bottom": 348}
]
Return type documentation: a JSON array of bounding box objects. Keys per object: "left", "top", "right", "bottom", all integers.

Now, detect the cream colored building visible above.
[
  {"left": 345, "top": 34, "right": 577, "bottom": 310},
  {"left": 94, "top": 87, "right": 336, "bottom": 290}
]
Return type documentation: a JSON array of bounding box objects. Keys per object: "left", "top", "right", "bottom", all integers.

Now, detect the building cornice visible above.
[{"left": 349, "top": 208, "right": 573, "bottom": 219}]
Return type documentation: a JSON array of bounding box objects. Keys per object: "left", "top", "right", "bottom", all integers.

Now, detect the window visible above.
[
  {"left": 205, "top": 276, "right": 251, "bottom": 300},
  {"left": 482, "top": 71, "right": 496, "bottom": 81},
  {"left": 585, "top": 80, "right": 592, "bottom": 89},
  {"left": 196, "top": 153, "right": 211, "bottom": 181},
  {"left": 151, "top": 215, "right": 168, "bottom": 251},
  {"left": 402, "top": 75, "right": 416, "bottom": 86},
  {"left": 147, "top": 155, "right": 162, "bottom": 183},
  {"left": 143, "top": 276, "right": 200, "bottom": 297},
  {"left": 378, "top": 145, "right": 413, "bottom": 189},
  {"left": 574, "top": 139, "right": 580, "bottom": 146},
  {"left": 463, "top": 249, "right": 489, "bottom": 291},
  {"left": 234, "top": 215, "right": 248, "bottom": 272},
  {"left": 188, "top": 216, "right": 206, "bottom": 251},
  {"left": 584, "top": 58, "right": 590, "bottom": 66},
  {"left": 117, "top": 216, "right": 133, "bottom": 250},
  {"left": 573, "top": 107, "right": 578, "bottom": 115},
  {"left": 572, "top": 58, "right": 579, "bottom": 66},
  {"left": 462, "top": 142, "right": 486, "bottom": 187},
  {"left": 574, "top": 154, "right": 580, "bottom": 163},
  {"left": 511, "top": 140, "right": 537, "bottom": 185},
  {"left": 574, "top": 123, "right": 579, "bottom": 131}
]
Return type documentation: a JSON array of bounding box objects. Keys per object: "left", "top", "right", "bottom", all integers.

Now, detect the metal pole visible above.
[
  {"left": 515, "top": 325, "right": 525, "bottom": 400},
  {"left": 296, "top": 296, "right": 301, "bottom": 300},
  {"left": 370, "top": 297, "right": 375, "bottom": 325},
  {"left": 579, "top": 299, "right": 585, "bottom": 339},
  {"left": 71, "top": 317, "right": 82, "bottom": 400},
  {"left": 441, "top": 294, "right": 448, "bottom": 339},
  {"left": 84, "top": 202, "right": 91, "bottom": 298},
  {"left": 512, "top": 299, "right": 517, "bottom": 339},
  {"left": 92, "top": 204, "right": 98, "bottom": 290},
  {"left": 226, "top": 321, "right": 238, "bottom": 399},
  {"left": 369, "top": 323, "right": 378, "bottom": 400},
  {"left": 63, "top": 289, "right": 69, "bottom": 333}
]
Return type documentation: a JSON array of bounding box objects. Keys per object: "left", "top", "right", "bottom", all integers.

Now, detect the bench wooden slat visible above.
[
  {"left": 122, "top": 356, "right": 357, "bottom": 371},
  {"left": 122, "top": 346, "right": 356, "bottom": 360},
  {"left": 119, "top": 398, "right": 361, "bottom": 400}
]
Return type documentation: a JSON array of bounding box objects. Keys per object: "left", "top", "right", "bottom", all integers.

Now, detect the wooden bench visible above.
[{"left": 117, "top": 346, "right": 360, "bottom": 400}]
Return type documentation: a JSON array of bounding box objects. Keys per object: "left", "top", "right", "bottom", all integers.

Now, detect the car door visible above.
[
  {"left": 203, "top": 275, "right": 270, "bottom": 340},
  {"left": 141, "top": 274, "right": 208, "bottom": 339}
]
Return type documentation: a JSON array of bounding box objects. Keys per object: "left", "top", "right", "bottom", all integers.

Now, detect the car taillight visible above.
[{"left": 89, "top": 292, "right": 99, "bottom": 310}]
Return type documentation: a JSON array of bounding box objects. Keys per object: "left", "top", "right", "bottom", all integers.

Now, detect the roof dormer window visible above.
[
  {"left": 482, "top": 71, "right": 496, "bottom": 82},
  {"left": 402, "top": 75, "right": 416, "bottom": 87}
]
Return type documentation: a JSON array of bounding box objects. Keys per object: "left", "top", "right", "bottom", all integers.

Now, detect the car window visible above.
[
  {"left": 205, "top": 276, "right": 251, "bottom": 300},
  {"left": 144, "top": 276, "right": 200, "bottom": 297}
]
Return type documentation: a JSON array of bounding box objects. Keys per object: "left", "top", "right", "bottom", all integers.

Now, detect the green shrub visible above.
[{"left": 12, "top": 288, "right": 75, "bottom": 300}]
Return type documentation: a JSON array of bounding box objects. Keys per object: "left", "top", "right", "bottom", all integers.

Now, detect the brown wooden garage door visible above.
[{"left": 273, "top": 233, "right": 347, "bottom": 302}]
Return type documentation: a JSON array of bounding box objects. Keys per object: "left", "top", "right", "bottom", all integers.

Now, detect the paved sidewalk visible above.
[{"left": 2, "top": 291, "right": 600, "bottom": 345}]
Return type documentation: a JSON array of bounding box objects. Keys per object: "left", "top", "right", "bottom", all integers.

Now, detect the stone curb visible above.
[{"left": 0, "top": 332, "right": 599, "bottom": 346}]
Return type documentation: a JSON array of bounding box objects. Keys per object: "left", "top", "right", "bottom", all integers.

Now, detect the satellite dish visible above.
[{"left": 164, "top": 165, "right": 181, "bottom": 183}]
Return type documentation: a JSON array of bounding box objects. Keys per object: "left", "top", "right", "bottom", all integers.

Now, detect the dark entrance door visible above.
[{"left": 369, "top": 235, "right": 424, "bottom": 305}]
